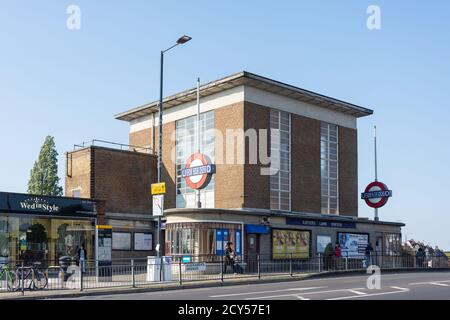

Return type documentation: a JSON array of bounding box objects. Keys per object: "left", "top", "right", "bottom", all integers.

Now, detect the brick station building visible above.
[{"left": 66, "top": 71, "right": 404, "bottom": 260}]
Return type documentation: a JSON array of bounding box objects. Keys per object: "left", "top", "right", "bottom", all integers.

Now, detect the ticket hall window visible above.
[
  {"left": 175, "top": 111, "right": 215, "bottom": 208},
  {"left": 321, "top": 122, "right": 339, "bottom": 215}
]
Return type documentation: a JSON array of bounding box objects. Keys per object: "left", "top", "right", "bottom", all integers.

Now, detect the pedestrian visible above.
[
  {"left": 77, "top": 244, "right": 87, "bottom": 274},
  {"left": 324, "top": 243, "right": 335, "bottom": 271},
  {"left": 223, "top": 242, "right": 235, "bottom": 274},
  {"left": 416, "top": 247, "right": 425, "bottom": 268},
  {"left": 365, "top": 242, "right": 374, "bottom": 267}
]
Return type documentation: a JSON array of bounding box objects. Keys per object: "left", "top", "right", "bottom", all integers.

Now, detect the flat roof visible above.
[{"left": 115, "top": 71, "right": 374, "bottom": 122}]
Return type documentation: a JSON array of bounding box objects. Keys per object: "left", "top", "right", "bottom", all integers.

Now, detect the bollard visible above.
[{"left": 131, "top": 259, "right": 135, "bottom": 288}]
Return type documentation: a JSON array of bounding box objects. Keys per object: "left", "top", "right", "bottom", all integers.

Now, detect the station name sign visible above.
[
  {"left": 361, "top": 190, "right": 392, "bottom": 199},
  {"left": 181, "top": 164, "right": 216, "bottom": 178},
  {"left": 286, "top": 218, "right": 356, "bottom": 229}
]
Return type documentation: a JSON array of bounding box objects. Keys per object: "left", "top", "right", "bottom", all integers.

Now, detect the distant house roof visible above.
[{"left": 115, "top": 71, "right": 374, "bottom": 122}]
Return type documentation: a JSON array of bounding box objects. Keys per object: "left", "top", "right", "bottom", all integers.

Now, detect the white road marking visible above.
[
  {"left": 294, "top": 295, "right": 310, "bottom": 300},
  {"left": 429, "top": 282, "right": 450, "bottom": 287},
  {"left": 210, "top": 286, "right": 326, "bottom": 298},
  {"left": 409, "top": 280, "right": 450, "bottom": 286},
  {"left": 245, "top": 287, "right": 366, "bottom": 300},
  {"left": 347, "top": 289, "right": 366, "bottom": 295},
  {"left": 328, "top": 287, "right": 410, "bottom": 300}
]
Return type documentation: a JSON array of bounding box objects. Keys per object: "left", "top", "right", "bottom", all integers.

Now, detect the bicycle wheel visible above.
[
  {"left": 6, "top": 271, "right": 20, "bottom": 291},
  {"left": 33, "top": 270, "right": 48, "bottom": 290}
]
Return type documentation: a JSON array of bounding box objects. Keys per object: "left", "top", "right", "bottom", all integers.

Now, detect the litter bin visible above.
[{"left": 147, "top": 256, "right": 173, "bottom": 282}]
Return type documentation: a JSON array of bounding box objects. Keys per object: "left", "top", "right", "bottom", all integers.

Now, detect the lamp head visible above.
[{"left": 177, "top": 35, "right": 192, "bottom": 44}]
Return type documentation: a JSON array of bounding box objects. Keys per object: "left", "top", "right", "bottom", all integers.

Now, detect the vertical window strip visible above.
[
  {"left": 321, "top": 123, "right": 339, "bottom": 214},
  {"left": 175, "top": 111, "right": 215, "bottom": 206},
  {"left": 270, "top": 110, "right": 291, "bottom": 211}
]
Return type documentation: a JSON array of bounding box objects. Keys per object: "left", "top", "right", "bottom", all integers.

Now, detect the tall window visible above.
[
  {"left": 321, "top": 122, "right": 339, "bottom": 214},
  {"left": 176, "top": 111, "right": 215, "bottom": 208},
  {"left": 270, "top": 110, "right": 291, "bottom": 211}
]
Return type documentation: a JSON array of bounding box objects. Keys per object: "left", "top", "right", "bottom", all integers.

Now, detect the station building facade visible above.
[{"left": 67, "top": 71, "right": 404, "bottom": 260}]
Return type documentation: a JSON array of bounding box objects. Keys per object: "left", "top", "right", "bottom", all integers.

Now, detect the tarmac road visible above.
[{"left": 56, "top": 271, "right": 450, "bottom": 300}]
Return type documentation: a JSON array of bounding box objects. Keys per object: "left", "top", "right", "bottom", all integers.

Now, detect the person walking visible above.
[
  {"left": 223, "top": 242, "right": 235, "bottom": 274},
  {"left": 416, "top": 247, "right": 425, "bottom": 268},
  {"left": 365, "top": 242, "right": 374, "bottom": 267},
  {"left": 77, "top": 244, "right": 87, "bottom": 274},
  {"left": 324, "top": 243, "right": 335, "bottom": 271}
]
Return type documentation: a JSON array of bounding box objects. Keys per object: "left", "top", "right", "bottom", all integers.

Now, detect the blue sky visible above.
[{"left": 1, "top": 1, "right": 449, "bottom": 249}]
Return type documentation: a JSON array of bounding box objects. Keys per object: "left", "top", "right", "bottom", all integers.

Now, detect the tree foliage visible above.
[{"left": 27, "top": 136, "right": 63, "bottom": 196}]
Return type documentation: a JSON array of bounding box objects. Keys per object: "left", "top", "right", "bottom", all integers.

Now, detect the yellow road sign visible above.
[{"left": 151, "top": 182, "right": 166, "bottom": 195}]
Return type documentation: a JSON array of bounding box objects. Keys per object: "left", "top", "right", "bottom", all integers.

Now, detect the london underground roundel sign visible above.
[
  {"left": 182, "top": 153, "right": 216, "bottom": 190},
  {"left": 361, "top": 181, "right": 393, "bottom": 208}
]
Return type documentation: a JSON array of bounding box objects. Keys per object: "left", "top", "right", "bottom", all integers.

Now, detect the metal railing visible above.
[
  {"left": 0, "top": 254, "right": 448, "bottom": 295},
  {"left": 73, "top": 139, "right": 153, "bottom": 154}
]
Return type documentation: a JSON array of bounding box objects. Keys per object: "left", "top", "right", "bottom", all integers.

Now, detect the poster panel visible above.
[
  {"left": 272, "top": 230, "right": 310, "bottom": 259},
  {"left": 338, "top": 232, "right": 369, "bottom": 259},
  {"left": 317, "top": 235, "right": 332, "bottom": 254},
  {"left": 134, "top": 233, "right": 152, "bottom": 251},
  {"left": 112, "top": 232, "right": 131, "bottom": 251}
]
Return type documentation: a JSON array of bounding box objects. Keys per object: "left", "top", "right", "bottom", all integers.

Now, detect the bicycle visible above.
[
  {"left": 16, "top": 262, "right": 48, "bottom": 291},
  {"left": 0, "top": 264, "right": 19, "bottom": 291}
]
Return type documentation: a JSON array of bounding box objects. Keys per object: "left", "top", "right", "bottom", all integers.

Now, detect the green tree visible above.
[{"left": 27, "top": 136, "right": 63, "bottom": 196}]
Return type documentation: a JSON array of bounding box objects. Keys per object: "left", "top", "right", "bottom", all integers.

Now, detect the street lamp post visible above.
[{"left": 156, "top": 35, "right": 192, "bottom": 259}]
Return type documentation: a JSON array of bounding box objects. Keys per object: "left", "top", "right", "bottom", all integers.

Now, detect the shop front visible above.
[
  {"left": 164, "top": 208, "right": 404, "bottom": 262},
  {"left": 0, "top": 192, "right": 98, "bottom": 266},
  {"left": 165, "top": 221, "right": 243, "bottom": 262}
]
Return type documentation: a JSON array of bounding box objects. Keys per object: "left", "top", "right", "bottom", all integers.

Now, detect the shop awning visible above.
[{"left": 245, "top": 224, "right": 270, "bottom": 234}]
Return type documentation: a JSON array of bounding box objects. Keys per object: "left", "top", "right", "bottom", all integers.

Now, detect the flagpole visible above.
[
  {"left": 374, "top": 125, "right": 379, "bottom": 221},
  {"left": 196, "top": 78, "right": 202, "bottom": 208}
]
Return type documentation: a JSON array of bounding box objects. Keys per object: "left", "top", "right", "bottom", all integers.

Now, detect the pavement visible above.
[
  {"left": 55, "top": 271, "right": 450, "bottom": 300},
  {"left": 1, "top": 269, "right": 449, "bottom": 300}
]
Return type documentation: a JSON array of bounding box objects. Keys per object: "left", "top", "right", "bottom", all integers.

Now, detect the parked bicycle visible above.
[
  {"left": 0, "top": 264, "right": 19, "bottom": 291},
  {"left": 16, "top": 262, "right": 48, "bottom": 291}
]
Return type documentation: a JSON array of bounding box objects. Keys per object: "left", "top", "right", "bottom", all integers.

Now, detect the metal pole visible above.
[
  {"left": 80, "top": 265, "right": 83, "bottom": 291},
  {"left": 156, "top": 50, "right": 164, "bottom": 260},
  {"left": 221, "top": 255, "right": 224, "bottom": 283},
  {"left": 374, "top": 125, "right": 379, "bottom": 221},
  {"left": 289, "top": 253, "right": 293, "bottom": 277},
  {"left": 257, "top": 254, "right": 261, "bottom": 280},
  {"left": 179, "top": 258, "right": 182, "bottom": 285},
  {"left": 131, "top": 259, "right": 135, "bottom": 288},
  {"left": 196, "top": 78, "right": 202, "bottom": 209},
  {"left": 21, "top": 261, "right": 24, "bottom": 296}
]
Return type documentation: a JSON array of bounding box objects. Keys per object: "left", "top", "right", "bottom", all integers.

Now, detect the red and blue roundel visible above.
[
  {"left": 181, "top": 153, "right": 216, "bottom": 190},
  {"left": 361, "top": 181, "right": 392, "bottom": 209}
]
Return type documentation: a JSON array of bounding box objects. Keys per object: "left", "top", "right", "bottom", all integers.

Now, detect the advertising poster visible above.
[
  {"left": 317, "top": 235, "right": 332, "bottom": 254},
  {"left": 338, "top": 232, "right": 369, "bottom": 259},
  {"left": 272, "top": 230, "right": 310, "bottom": 259}
]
